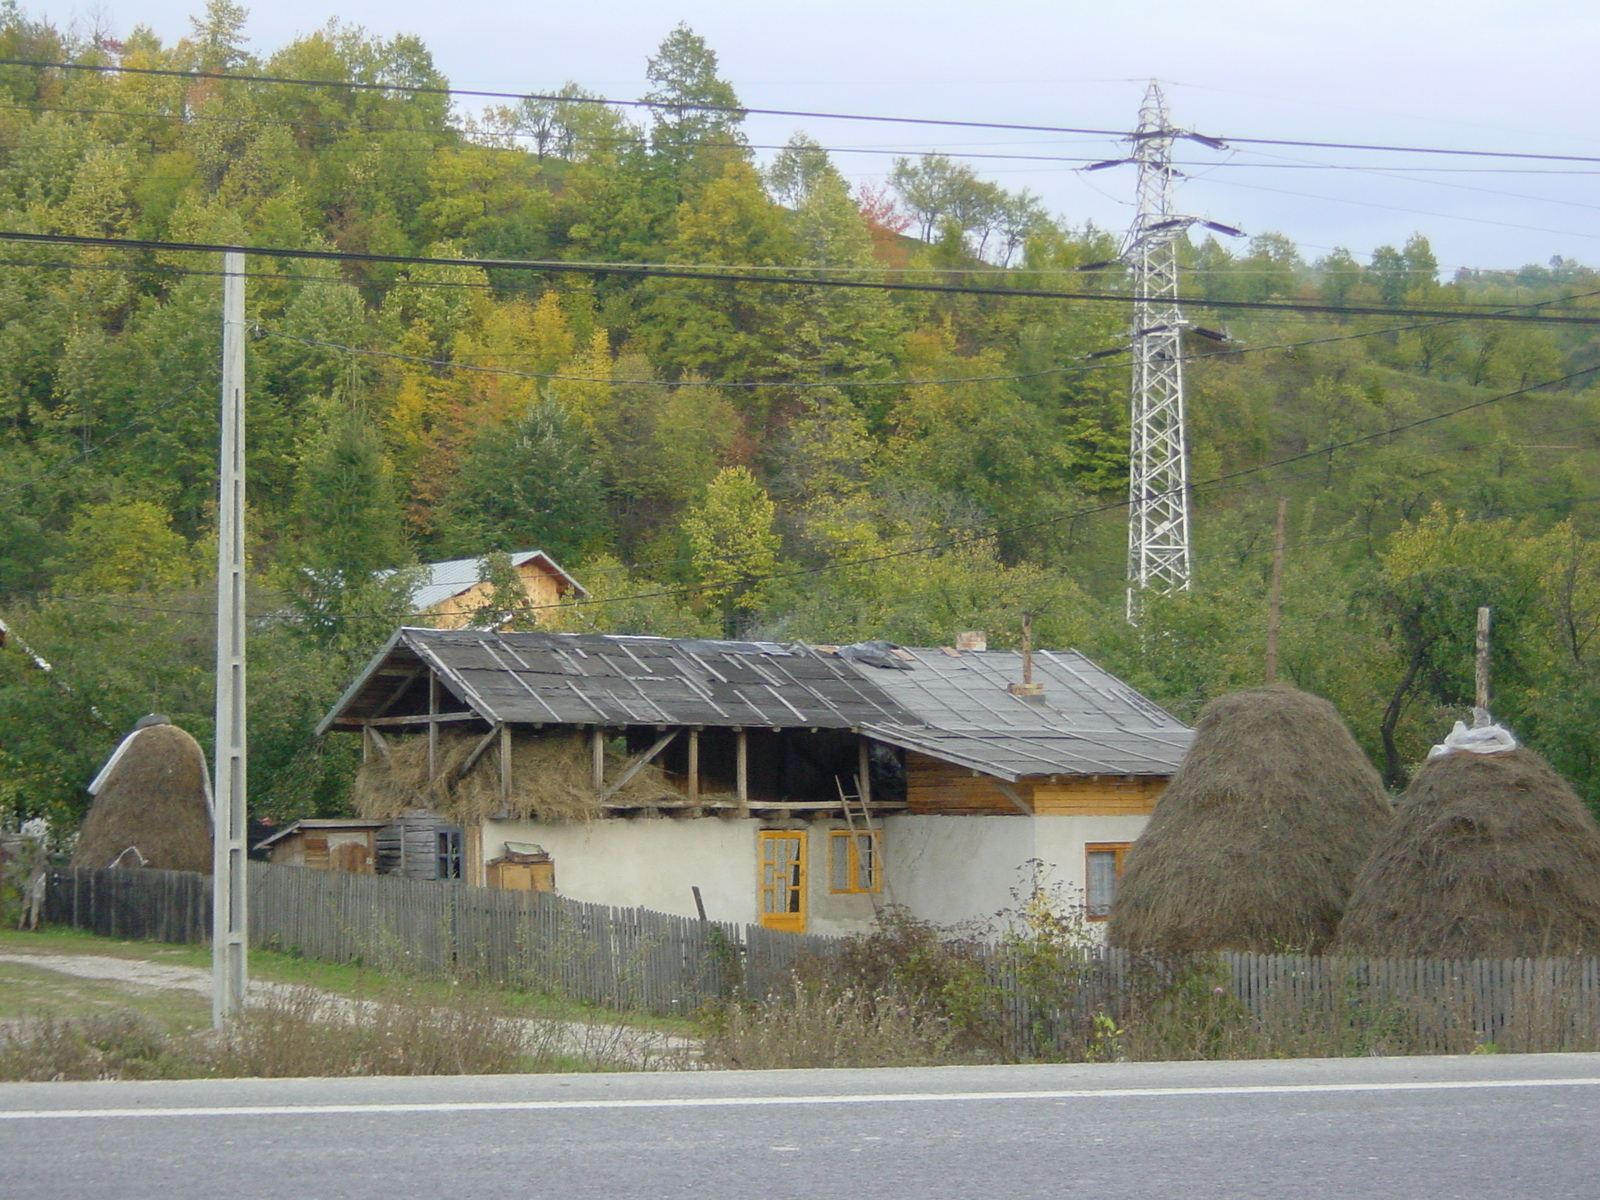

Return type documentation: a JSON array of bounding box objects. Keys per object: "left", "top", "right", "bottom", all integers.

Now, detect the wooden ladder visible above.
[{"left": 836, "top": 774, "right": 883, "bottom": 907}]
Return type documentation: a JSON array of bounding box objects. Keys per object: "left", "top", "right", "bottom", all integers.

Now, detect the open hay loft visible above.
[
  {"left": 72, "top": 724, "right": 212, "bottom": 873},
  {"left": 1108, "top": 685, "right": 1393, "bottom": 954},
  {"left": 352, "top": 728, "right": 685, "bottom": 825},
  {"left": 1336, "top": 747, "right": 1600, "bottom": 958}
]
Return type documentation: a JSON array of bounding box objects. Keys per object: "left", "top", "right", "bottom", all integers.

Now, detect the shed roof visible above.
[
  {"left": 319, "top": 630, "right": 1192, "bottom": 780},
  {"left": 854, "top": 647, "right": 1190, "bottom": 778},
  {"left": 408, "top": 550, "right": 587, "bottom": 612},
  {"left": 319, "top": 628, "right": 920, "bottom": 734}
]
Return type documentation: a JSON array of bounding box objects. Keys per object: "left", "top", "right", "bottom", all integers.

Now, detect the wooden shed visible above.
[{"left": 255, "top": 819, "right": 389, "bottom": 873}]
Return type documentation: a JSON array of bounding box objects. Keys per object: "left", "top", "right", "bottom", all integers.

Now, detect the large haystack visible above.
[
  {"left": 1107, "top": 685, "right": 1392, "bottom": 954},
  {"left": 352, "top": 728, "right": 685, "bottom": 824},
  {"left": 1335, "top": 746, "right": 1600, "bottom": 957},
  {"left": 73, "top": 722, "right": 212, "bottom": 873}
]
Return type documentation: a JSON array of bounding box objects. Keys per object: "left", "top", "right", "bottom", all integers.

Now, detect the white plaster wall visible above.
[
  {"left": 1031, "top": 815, "right": 1153, "bottom": 905},
  {"left": 880, "top": 816, "right": 1039, "bottom": 930},
  {"left": 483, "top": 818, "right": 758, "bottom": 925},
  {"left": 804, "top": 822, "right": 882, "bottom": 938}
]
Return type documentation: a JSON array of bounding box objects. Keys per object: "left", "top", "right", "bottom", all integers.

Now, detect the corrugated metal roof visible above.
[{"left": 318, "top": 632, "right": 1192, "bottom": 779}]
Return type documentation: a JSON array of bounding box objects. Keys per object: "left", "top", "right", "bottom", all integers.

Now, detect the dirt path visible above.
[{"left": 0, "top": 951, "right": 700, "bottom": 1069}]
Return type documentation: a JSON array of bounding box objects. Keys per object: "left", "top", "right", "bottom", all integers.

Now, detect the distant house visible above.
[
  {"left": 410, "top": 550, "right": 586, "bottom": 630},
  {"left": 318, "top": 629, "right": 1192, "bottom": 936}
]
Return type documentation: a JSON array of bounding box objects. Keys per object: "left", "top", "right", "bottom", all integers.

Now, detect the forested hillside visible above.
[{"left": 4, "top": 2, "right": 1600, "bottom": 825}]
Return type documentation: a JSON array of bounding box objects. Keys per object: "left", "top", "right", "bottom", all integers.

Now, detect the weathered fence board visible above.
[{"left": 40, "top": 866, "right": 1600, "bottom": 1049}]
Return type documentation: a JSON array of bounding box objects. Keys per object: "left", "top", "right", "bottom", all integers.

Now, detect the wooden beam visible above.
[
  {"left": 688, "top": 728, "right": 700, "bottom": 805},
  {"left": 591, "top": 725, "right": 605, "bottom": 792},
  {"left": 366, "top": 712, "right": 480, "bottom": 728},
  {"left": 452, "top": 723, "right": 503, "bottom": 782},
  {"left": 736, "top": 728, "right": 748, "bottom": 808},
  {"left": 499, "top": 723, "right": 513, "bottom": 808},
  {"left": 366, "top": 726, "right": 393, "bottom": 761},
  {"left": 600, "top": 731, "right": 679, "bottom": 801},
  {"left": 993, "top": 780, "right": 1033, "bottom": 816},
  {"left": 427, "top": 675, "right": 439, "bottom": 782},
  {"left": 857, "top": 737, "right": 872, "bottom": 806},
  {"left": 371, "top": 666, "right": 423, "bottom": 719}
]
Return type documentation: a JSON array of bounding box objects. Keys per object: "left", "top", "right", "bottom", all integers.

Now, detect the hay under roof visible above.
[
  {"left": 73, "top": 723, "right": 212, "bottom": 873},
  {"left": 1336, "top": 746, "right": 1600, "bottom": 958},
  {"left": 1107, "top": 684, "right": 1393, "bottom": 955},
  {"left": 352, "top": 728, "right": 686, "bottom": 825}
]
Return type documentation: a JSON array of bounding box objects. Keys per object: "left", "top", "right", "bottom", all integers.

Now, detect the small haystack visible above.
[
  {"left": 352, "top": 729, "right": 684, "bottom": 824},
  {"left": 1108, "top": 684, "right": 1392, "bottom": 954},
  {"left": 73, "top": 720, "right": 212, "bottom": 873},
  {"left": 1335, "top": 746, "right": 1600, "bottom": 958}
]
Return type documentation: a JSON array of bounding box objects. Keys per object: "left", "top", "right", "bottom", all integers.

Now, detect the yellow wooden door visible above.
[{"left": 759, "top": 831, "right": 806, "bottom": 933}]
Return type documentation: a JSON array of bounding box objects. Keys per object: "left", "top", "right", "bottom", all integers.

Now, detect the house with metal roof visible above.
[
  {"left": 407, "top": 550, "right": 585, "bottom": 629},
  {"left": 317, "top": 628, "right": 1192, "bottom": 934}
]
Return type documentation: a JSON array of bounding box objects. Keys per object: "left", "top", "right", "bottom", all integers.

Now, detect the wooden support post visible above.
[
  {"left": 601, "top": 731, "right": 679, "bottom": 801},
  {"left": 857, "top": 736, "right": 872, "bottom": 806},
  {"left": 1266, "top": 497, "right": 1288, "bottom": 685},
  {"left": 736, "top": 728, "right": 748, "bottom": 808},
  {"left": 367, "top": 726, "right": 393, "bottom": 761},
  {"left": 1475, "top": 606, "right": 1492, "bottom": 723},
  {"left": 453, "top": 723, "right": 502, "bottom": 782},
  {"left": 591, "top": 725, "right": 605, "bottom": 793},
  {"left": 499, "top": 722, "right": 513, "bottom": 808},
  {"left": 687, "top": 728, "right": 700, "bottom": 804},
  {"left": 427, "top": 674, "right": 439, "bottom": 782}
]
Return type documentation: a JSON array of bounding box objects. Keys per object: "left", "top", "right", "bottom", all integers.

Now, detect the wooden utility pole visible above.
[
  {"left": 1265, "top": 498, "right": 1288, "bottom": 685},
  {"left": 212, "top": 250, "right": 248, "bottom": 1027},
  {"left": 1475, "top": 606, "right": 1492, "bottom": 722}
]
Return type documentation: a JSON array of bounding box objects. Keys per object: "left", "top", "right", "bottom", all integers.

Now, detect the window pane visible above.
[
  {"left": 856, "top": 833, "right": 877, "bottom": 891},
  {"left": 1087, "top": 850, "right": 1118, "bottom": 917},
  {"left": 831, "top": 834, "right": 851, "bottom": 891}
]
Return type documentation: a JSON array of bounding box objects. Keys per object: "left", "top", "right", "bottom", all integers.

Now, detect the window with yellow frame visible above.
[
  {"left": 1085, "top": 842, "right": 1131, "bottom": 920},
  {"left": 829, "top": 829, "right": 881, "bottom": 894}
]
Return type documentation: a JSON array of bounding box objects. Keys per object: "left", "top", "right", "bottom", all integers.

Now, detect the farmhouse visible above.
[
  {"left": 409, "top": 550, "right": 586, "bottom": 629},
  {"left": 317, "top": 628, "right": 1192, "bottom": 935}
]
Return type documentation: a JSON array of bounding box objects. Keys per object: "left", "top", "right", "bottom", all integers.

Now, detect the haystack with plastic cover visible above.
[
  {"left": 352, "top": 729, "right": 686, "bottom": 824},
  {"left": 1335, "top": 739, "right": 1600, "bottom": 957},
  {"left": 1107, "top": 685, "right": 1392, "bottom": 954},
  {"left": 72, "top": 718, "right": 212, "bottom": 873}
]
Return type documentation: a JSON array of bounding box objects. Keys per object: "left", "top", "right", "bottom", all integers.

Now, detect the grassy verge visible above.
[{"left": 0, "top": 925, "right": 695, "bottom": 1036}]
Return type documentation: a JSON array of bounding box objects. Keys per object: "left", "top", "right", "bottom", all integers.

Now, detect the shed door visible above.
[{"left": 759, "top": 831, "right": 806, "bottom": 934}]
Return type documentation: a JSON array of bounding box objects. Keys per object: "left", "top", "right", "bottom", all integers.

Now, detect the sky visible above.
[{"left": 32, "top": 0, "right": 1600, "bottom": 273}]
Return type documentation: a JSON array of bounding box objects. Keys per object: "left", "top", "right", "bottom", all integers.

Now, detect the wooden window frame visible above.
[
  {"left": 828, "top": 829, "right": 882, "bottom": 894},
  {"left": 1085, "top": 842, "right": 1131, "bottom": 921},
  {"left": 758, "top": 830, "right": 807, "bottom": 933}
]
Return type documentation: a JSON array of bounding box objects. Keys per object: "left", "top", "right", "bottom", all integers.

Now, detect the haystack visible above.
[
  {"left": 1107, "top": 684, "right": 1392, "bottom": 954},
  {"left": 73, "top": 721, "right": 212, "bottom": 873},
  {"left": 1335, "top": 746, "right": 1600, "bottom": 957},
  {"left": 352, "top": 728, "right": 684, "bottom": 824}
]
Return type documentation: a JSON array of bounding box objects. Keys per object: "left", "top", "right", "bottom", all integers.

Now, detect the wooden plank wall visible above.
[{"left": 906, "top": 752, "right": 1166, "bottom": 816}]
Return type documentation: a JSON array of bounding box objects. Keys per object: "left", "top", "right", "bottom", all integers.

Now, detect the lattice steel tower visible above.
[{"left": 1125, "top": 81, "right": 1191, "bottom": 620}]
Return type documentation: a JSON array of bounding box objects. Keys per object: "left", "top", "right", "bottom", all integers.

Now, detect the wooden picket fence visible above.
[
  {"left": 40, "top": 865, "right": 1600, "bottom": 1054},
  {"left": 43, "top": 864, "right": 839, "bottom": 1015}
]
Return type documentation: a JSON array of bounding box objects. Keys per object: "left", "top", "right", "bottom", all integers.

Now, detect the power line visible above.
[
  {"left": 3, "top": 229, "right": 1600, "bottom": 325},
  {"left": 12, "top": 58, "right": 1600, "bottom": 166}
]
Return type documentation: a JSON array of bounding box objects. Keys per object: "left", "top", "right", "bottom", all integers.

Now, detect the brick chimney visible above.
[{"left": 955, "top": 630, "right": 987, "bottom": 652}]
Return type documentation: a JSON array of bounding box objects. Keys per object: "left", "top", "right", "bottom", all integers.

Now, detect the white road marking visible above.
[{"left": 2, "top": 1076, "right": 1600, "bottom": 1121}]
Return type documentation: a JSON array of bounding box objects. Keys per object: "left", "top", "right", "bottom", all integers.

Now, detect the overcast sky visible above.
[{"left": 36, "top": 0, "right": 1600, "bottom": 272}]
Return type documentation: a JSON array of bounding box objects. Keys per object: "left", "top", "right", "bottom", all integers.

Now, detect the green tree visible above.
[
  {"left": 682, "top": 465, "right": 780, "bottom": 635},
  {"left": 435, "top": 398, "right": 609, "bottom": 563}
]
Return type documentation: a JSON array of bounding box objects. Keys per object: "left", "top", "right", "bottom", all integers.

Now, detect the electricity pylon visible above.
[{"left": 1125, "top": 81, "right": 1191, "bottom": 621}]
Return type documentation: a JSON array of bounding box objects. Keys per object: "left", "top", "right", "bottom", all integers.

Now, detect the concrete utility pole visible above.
[{"left": 212, "top": 250, "right": 248, "bottom": 1027}]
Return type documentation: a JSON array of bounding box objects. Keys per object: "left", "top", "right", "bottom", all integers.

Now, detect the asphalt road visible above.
[{"left": 3, "top": 1054, "right": 1599, "bottom": 1200}]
